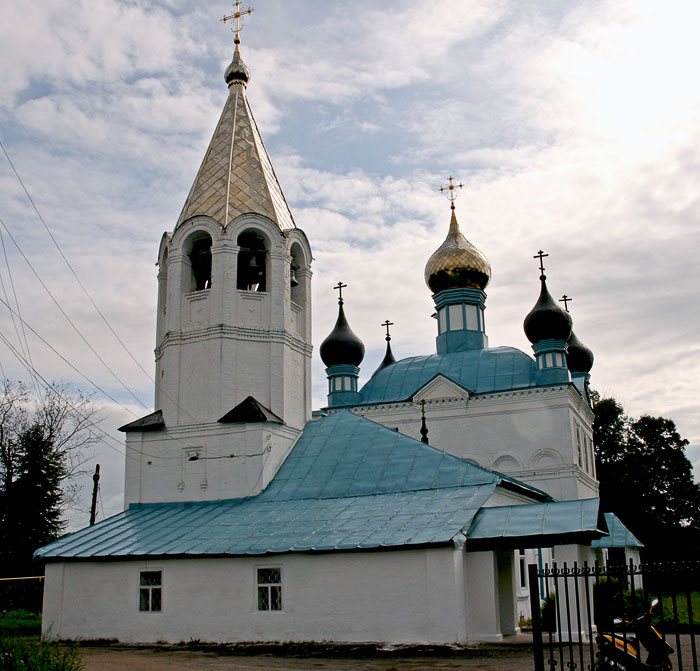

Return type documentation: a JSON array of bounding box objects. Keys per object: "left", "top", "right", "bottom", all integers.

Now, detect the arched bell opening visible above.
[
  {"left": 289, "top": 242, "right": 307, "bottom": 306},
  {"left": 237, "top": 230, "right": 268, "bottom": 292},
  {"left": 185, "top": 232, "right": 213, "bottom": 291},
  {"left": 158, "top": 246, "right": 169, "bottom": 314}
]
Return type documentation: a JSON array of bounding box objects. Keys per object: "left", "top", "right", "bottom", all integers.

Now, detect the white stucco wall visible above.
[
  {"left": 42, "top": 547, "right": 496, "bottom": 645},
  {"left": 123, "top": 422, "right": 300, "bottom": 505},
  {"left": 350, "top": 384, "right": 598, "bottom": 502}
]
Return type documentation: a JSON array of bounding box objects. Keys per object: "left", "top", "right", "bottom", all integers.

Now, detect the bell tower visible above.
[{"left": 121, "top": 15, "right": 312, "bottom": 506}]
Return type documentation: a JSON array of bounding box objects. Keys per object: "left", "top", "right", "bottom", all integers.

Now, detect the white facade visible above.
[
  {"left": 42, "top": 546, "right": 532, "bottom": 644},
  {"left": 350, "top": 381, "right": 597, "bottom": 501},
  {"left": 123, "top": 212, "right": 312, "bottom": 505}
]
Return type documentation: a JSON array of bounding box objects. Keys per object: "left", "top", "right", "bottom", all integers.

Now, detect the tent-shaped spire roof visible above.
[{"left": 175, "top": 44, "right": 295, "bottom": 232}]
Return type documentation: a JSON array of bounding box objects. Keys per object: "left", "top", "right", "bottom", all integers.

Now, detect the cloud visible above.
[{"left": 1, "top": 0, "right": 699, "bottom": 531}]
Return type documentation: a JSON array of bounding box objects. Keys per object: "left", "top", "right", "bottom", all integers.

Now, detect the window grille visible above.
[
  {"left": 257, "top": 568, "right": 282, "bottom": 611},
  {"left": 139, "top": 570, "right": 162, "bottom": 612}
]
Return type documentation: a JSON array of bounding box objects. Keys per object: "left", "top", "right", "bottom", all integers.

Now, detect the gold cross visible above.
[
  {"left": 533, "top": 250, "right": 549, "bottom": 275},
  {"left": 559, "top": 295, "right": 572, "bottom": 312},
  {"left": 221, "top": 1, "right": 254, "bottom": 42},
  {"left": 439, "top": 176, "right": 464, "bottom": 209}
]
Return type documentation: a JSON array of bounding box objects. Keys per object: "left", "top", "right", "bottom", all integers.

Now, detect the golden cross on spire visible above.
[
  {"left": 559, "top": 295, "right": 572, "bottom": 312},
  {"left": 221, "top": 1, "right": 254, "bottom": 43},
  {"left": 439, "top": 176, "right": 464, "bottom": 210}
]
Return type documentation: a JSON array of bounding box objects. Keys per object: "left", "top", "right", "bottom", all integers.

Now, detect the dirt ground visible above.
[{"left": 79, "top": 644, "right": 535, "bottom": 671}]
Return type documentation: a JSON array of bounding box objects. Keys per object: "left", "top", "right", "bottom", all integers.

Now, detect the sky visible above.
[{"left": 1, "top": 0, "right": 699, "bottom": 529}]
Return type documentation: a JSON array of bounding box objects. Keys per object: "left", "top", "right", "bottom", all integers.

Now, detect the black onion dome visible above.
[
  {"left": 523, "top": 276, "right": 573, "bottom": 344},
  {"left": 373, "top": 340, "right": 396, "bottom": 375},
  {"left": 320, "top": 304, "right": 365, "bottom": 367},
  {"left": 567, "top": 330, "right": 594, "bottom": 373},
  {"left": 225, "top": 41, "right": 250, "bottom": 85}
]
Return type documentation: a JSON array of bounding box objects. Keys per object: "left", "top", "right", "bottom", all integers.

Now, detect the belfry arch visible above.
[{"left": 237, "top": 229, "right": 268, "bottom": 292}]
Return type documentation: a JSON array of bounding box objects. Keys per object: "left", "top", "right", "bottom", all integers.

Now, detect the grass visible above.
[
  {"left": 0, "top": 611, "right": 82, "bottom": 671},
  {"left": 660, "top": 592, "right": 700, "bottom": 632},
  {"left": 0, "top": 637, "right": 83, "bottom": 671},
  {"left": 0, "top": 611, "right": 41, "bottom": 637}
]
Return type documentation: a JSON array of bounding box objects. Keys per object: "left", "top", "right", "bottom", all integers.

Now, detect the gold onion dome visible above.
[
  {"left": 225, "top": 39, "right": 250, "bottom": 85},
  {"left": 425, "top": 207, "right": 491, "bottom": 293}
]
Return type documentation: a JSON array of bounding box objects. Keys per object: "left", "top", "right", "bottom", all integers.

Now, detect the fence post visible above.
[{"left": 529, "top": 563, "right": 545, "bottom": 671}]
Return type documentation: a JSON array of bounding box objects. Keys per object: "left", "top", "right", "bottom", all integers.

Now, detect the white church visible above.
[{"left": 36, "top": 23, "right": 641, "bottom": 645}]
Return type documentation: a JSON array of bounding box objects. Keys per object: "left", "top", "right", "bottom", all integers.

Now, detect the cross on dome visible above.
[
  {"left": 381, "top": 319, "right": 394, "bottom": 340},
  {"left": 439, "top": 176, "right": 464, "bottom": 210},
  {"left": 533, "top": 249, "right": 549, "bottom": 278},
  {"left": 334, "top": 281, "right": 347, "bottom": 305},
  {"left": 559, "top": 294, "right": 572, "bottom": 312},
  {"left": 221, "top": 1, "right": 254, "bottom": 44}
]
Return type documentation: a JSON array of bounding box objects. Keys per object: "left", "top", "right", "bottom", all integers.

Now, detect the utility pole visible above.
[{"left": 89, "top": 464, "right": 100, "bottom": 526}]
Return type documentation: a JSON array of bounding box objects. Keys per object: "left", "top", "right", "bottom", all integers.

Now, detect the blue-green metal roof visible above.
[
  {"left": 466, "top": 499, "right": 606, "bottom": 548},
  {"left": 592, "top": 512, "right": 643, "bottom": 548},
  {"left": 37, "top": 411, "right": 512, "bottom": 560},
  {"left": 356, "top": 347, "right": 537, "bottom": 406},
  {"left": 36, "top": 411, "right": 577, "bottom": 561}
]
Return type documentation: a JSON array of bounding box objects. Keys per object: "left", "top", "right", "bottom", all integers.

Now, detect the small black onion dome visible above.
[
  {"left": 225, "top": 41, "right": 250, "bottom": 85},
  {"left": 523, "top": 275, "right": 573, "bottom": 344},
  {"left": 567, "top": 330, "right": 594, "bottom": 373},
  {"left": 320, "top": 303, "right": 365, "bottom": 367},
  {"left": 373, "top": 340, "right": 396, "bottom": 375}
]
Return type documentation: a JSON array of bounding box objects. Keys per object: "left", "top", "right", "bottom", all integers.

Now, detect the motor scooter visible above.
[{"left": 596, "top": 598, "right": 674, "bottom": 670}]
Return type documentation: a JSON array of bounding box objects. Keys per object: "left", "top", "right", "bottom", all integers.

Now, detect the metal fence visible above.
[{"left": 529, "top": 560, "right": 699, "bottom": 671}]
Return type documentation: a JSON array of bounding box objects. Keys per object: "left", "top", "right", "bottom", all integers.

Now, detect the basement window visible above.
[
  {"left": 257, "top": 567, "right": 282, "bottom": 611},
  {"left": 139, "top": 570, "right": 162, "bottom": 612}
]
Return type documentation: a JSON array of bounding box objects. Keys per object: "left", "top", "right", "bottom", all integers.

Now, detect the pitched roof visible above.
[
  {"left": 218, "top": 396, "right": 283, "bottom": 424},
  {"left": 36, "top": 412, "right": 555, "bottom": 561},
  {"left": 466, "top": 499, "right": 607, "bottom": 550},
  {"left": 356, "top": 347, "right": 538, "bottom": 406},
  {"left": 118, "top": 409, "right": 165, "bottom": 433},
  {"left": 592, "top": 512, "right": 644, "bottom": 548},
  {"left": 175, "top": 81, "right": 295, "bottom": 231}
]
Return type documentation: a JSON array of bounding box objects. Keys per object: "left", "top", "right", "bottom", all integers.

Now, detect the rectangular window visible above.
[
  {"left": 139, "top": 570, "right": 162, "bottom": 612},
  {"left": 576, "top": 425, "right": 583, "bottom": 466},
  {"left": 438, "top": 308, "right": 447, "bottom": 334},
  {"left": 519, "top": 549, "right": 528, "bottom": 590},
  {"left": 448, "top": 304, "right": 464, "bottom": 331},
  {"left": 257, "top": 567, "right": 282, "bottom": 611},
  {"left": 464, "top": 304, "right": 478, "bottom": 330}
]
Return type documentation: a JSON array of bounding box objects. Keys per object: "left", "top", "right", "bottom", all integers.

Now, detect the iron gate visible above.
[{"left": 529, "top": 561, "right": 699, "bottom": 671}]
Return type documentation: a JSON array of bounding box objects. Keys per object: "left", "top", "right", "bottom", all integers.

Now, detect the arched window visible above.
[
  {"left": 237, "top": 230, "right": 267, "bottom": 292},
  {"left": 159, "top": 247, "right": 168, "bottom": 313},
  {"left": 188, "top": 233, "right": 212, "bottom": 290},
  {"left": 290, "top": 242, "right": 306, "bottom": 305}
]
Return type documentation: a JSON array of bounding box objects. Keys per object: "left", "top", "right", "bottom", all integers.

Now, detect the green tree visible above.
[
  {"left": 0, "top": 381, "right": 98, "bottom": 576},
  {"left": 593, "top": 396, "right": 700, "bottom": 558}
]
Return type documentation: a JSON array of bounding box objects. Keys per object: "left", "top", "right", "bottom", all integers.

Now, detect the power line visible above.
[
  {"left": 0, "top": 140, "right": 207, "bottom": 427},
  {"left": 0, "top": 215, "right": 148, "bottom": 409},
  {"left": 0, "top": 227, "right": 41, "bottom": 398},
  {"left": 0, "top": 307, "right": 229, "bottom": 463},
  {"left": 0, "top": 139, "right": 158, "bottom": 389}
]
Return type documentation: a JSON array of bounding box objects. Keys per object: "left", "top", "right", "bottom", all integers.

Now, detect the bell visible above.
[
  {"left": 290, "top": 265, "right": 299, "bottom": 287},
  {"left": 248, "top": 255, "right": 259, "bottom": 269}
]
